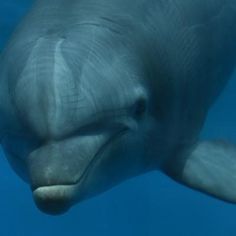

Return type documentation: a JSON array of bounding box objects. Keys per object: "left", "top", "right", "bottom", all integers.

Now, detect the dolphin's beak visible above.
[
  {"left": 29, "top": 127, "right": 129, "bottom": 214},
  {"left": 33, "top": 185, "right": 77, "bottom": 215}
]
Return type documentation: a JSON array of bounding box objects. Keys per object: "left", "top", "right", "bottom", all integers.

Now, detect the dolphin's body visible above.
[{"left": 0, "top": 0, "right": 236, "bottom": 215}]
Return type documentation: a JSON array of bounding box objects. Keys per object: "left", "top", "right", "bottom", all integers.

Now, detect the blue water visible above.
[{"left": 1, "top": 1, "right": 236, "bottom": 235}]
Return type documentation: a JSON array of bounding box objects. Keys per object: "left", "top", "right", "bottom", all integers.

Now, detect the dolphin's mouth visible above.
[{"left": 32, "top": 127, "right": 128, "bottom": 214}]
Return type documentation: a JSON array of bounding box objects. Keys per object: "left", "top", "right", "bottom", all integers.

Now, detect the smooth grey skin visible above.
[{"left": 1, "top": 0, "right": 236, "bottom": 215}]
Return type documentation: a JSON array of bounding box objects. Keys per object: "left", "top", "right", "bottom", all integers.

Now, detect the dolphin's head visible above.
[{"left": 3, "top": 35, "right": 158, "bottom": 215}]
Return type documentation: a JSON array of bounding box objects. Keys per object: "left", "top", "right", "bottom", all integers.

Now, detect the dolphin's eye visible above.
[{"left": 132, "top": 97, "right": 147, "bottom": 119}]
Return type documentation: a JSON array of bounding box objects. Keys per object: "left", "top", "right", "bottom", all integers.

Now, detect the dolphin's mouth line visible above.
[
  {"left": 74, "top": 127, "right": 129, "bottom": 185},
  {"left": 32, "top": 127, "right": 129, "bottom": 192}
]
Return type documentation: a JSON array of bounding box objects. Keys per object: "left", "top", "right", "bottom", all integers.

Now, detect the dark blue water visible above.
[{"left": 1, "top": 1, "right": 236, "bottom": 235}]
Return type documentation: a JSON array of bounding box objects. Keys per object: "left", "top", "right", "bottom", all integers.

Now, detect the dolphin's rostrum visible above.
[{"left": 1, "top": 0, "right": 236, "bottom": 215}]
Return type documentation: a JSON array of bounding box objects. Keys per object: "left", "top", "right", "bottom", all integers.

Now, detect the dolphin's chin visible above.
[{"left": 33, "top": 185, "right": 77, "bottom": 215}]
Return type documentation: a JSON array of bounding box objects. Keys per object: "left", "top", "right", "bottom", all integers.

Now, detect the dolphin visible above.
[{"left": 0, "top": 0, "right": 236, "bottom": 215}]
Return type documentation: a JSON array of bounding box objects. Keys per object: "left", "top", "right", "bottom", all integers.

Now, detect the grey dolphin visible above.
[{"left": 1, "top": 0, "right": 236, "bottom": 215}]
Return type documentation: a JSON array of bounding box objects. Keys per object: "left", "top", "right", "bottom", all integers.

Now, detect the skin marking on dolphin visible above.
[{"left": 1, "top": 0, "right": 236, "bottom": 215}]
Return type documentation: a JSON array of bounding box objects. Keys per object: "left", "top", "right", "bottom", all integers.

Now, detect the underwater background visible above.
[{"left": 1, "top": 1, "right": 236, "bottom": 235}]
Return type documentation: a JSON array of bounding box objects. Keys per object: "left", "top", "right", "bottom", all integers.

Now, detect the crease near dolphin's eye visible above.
[{"left": 132, "top": 97, "right": 147, "bottom": 119}]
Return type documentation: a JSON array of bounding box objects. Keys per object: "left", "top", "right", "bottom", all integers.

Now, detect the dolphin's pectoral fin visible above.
[{"left": 163, "top": 141, "right": 236, "bottom": 203}]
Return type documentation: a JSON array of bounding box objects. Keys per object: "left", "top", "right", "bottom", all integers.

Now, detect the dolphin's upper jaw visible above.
[{"left": 29, "top": 126, "right": 129, "bottom": 215}]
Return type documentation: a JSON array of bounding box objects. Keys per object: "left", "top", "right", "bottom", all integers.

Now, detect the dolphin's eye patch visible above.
[{"left": 132, "top": 98, "right": 147, "bottom": 119}]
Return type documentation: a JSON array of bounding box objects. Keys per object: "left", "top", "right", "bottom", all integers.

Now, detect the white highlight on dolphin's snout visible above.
[{"left": 33, "top": 185, "right": 77, "bottom": 215}]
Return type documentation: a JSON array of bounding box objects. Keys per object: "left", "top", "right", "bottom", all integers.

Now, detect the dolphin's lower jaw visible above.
[{"left": 33, "top": 185, "right": 77, "bottom": 215}]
